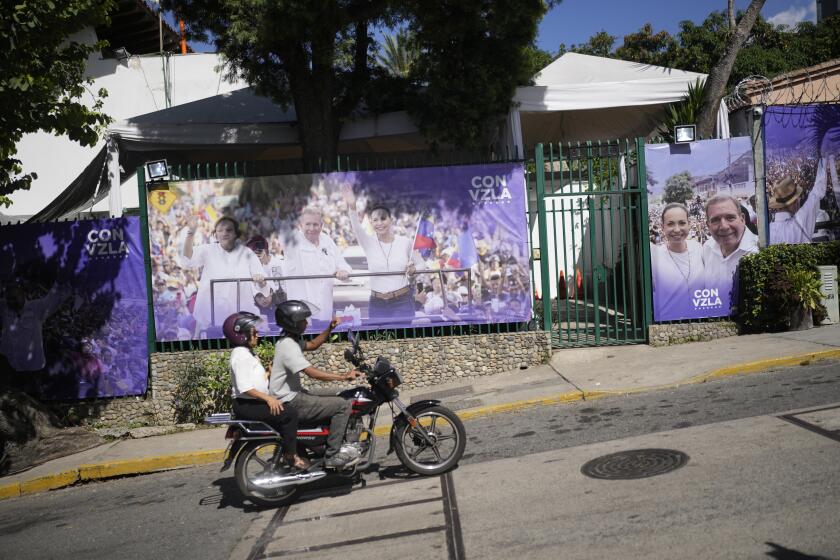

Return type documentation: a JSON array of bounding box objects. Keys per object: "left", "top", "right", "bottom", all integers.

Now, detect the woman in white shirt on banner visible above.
[
  {"left": 340, "top": 184, "right": 424, "bottom": 324},
  {"left": 180, "top": 216, "right": 265, "bottom": 336},
  {"left": 650, "top": 203, "right": 705, "bottom": 319}
]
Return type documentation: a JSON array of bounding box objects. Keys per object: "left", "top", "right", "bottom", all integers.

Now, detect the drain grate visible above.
[{"left": 581, "top": 448, "right": 689, "bottom": 480}]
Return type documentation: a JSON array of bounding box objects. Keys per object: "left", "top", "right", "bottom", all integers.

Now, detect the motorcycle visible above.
[{"left": 205, "top": 330, "right": 466, "bottom": 506}]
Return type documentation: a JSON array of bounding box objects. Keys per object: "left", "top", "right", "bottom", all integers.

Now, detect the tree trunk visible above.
[
  {"left": 728, "top": 0, "right": 736, "bottom": 30},
  {"left": 696, "top": 0, "right": 766, "bottom": 138}
]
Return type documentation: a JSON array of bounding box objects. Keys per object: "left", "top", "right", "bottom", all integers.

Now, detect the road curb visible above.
[
  {"left": 3, "top": 348, "right": 838, "bottom": 502},
  {"left": 0, "top": 450, "right": 226, "bottom": 501}
]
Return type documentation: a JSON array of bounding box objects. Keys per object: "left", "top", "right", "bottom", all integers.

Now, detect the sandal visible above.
[{"left": 285, "top": 455, "right": 311, "bottom": 471}]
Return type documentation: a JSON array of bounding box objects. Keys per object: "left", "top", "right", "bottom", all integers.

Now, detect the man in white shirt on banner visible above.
[
  {"left": 282, "top": 206, "right": 351, "bottom": 329},
  {"left": 768, "top": 157, "right": 828, "bottom": 245},
  {"left": 701, "top": 194, "right": 758, "bottom": 311}
]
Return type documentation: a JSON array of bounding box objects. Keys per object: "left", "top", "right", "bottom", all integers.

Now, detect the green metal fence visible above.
[
  {"left": 527, "top": 139, "right": 652, "bottom": 348},
  {"left": 137, "top": 152, "right": 534, "bottom": 354}
]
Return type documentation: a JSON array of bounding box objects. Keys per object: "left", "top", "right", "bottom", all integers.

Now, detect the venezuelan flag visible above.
[{"left": 413, "top": 218, "right": 437, "bottom": 259}]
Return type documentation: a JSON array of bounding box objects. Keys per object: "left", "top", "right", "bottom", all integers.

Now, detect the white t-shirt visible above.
[
  {"left": 650, "top": 240, "right": 705, "bottom": 320},
  {"left": 349, "top": 212, "right": 424, "bottom": 293},
  {"left": 423, "top": 292, "right": 445, "bottom": 315},
  {"left": 179, "top": 242, "right": 264, "bottom": 330},
  {"left": 283, "top": 231, "right": 350, "bottom": 321},
  {"left": 702, "top": 228, "right": 758, "bottom": 289},
  {"left": 269, "top": 337, "right": 311, "bottom": 402},
  {"left": 230, "top": 346, "right": 269, "bottom": 399}
]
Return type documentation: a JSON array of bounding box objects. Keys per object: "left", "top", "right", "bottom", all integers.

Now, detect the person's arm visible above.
[
  {"left": 302, "top": 365, "right": 361, "bottom": 383},
  {"left": 304, "top": 318, "right": 339, "bottom": 350},
  {"left": 182, "top": 216, "right": 198, "bottom": 259}
]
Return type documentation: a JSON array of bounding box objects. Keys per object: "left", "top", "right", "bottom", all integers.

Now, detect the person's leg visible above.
[
  {"left": 291, "top": 393, "right": 351, "bottom": 458},
  {"left": 232, "top": 398, "right": 299, "bottom": 457}
]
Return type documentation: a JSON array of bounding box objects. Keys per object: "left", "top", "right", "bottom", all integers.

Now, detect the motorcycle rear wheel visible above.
[
  {"left": 234, "top": 441, "right": 300, "bottom": 507},
  {"left": 394, "top": 406, "right": 466, "bottom": 476}
]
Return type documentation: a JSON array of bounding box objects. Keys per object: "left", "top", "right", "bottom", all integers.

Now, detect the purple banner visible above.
[
  {"left": 764, "top": 104, "right": 840, "bottom": 245},
  {"left": 146, "top": 163, "right": 531, "bottom": 341},
  {"left": 0, "top": 217, "right": 149, "bottom": 399},
  {"left": 646, "top": 138, "right": 757, "bottom": 322}
]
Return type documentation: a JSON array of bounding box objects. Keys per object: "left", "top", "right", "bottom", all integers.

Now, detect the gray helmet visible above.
[{"left": 274, "top": 300, "right": 312, "bottom": 335}]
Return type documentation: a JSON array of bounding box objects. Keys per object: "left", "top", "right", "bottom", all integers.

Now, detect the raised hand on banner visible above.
[{"left": 340, "top": 183, "right": 356, "bottom": 208}]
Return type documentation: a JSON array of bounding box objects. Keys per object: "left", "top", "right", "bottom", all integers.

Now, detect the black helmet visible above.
[
  {"left": 223, "top": 312, "right": 261, "bottom": 346},
  {"left": 274, "top": 300, "right": 312, "bottom": 335}
]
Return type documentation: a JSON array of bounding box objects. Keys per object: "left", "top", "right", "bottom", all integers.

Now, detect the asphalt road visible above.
[{"left": 1, "top": 360, "right": 838, "bottom": 560}]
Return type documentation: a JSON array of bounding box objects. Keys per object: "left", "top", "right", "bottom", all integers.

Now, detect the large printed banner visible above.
[
  {"left": 146, "top": 163, "right": 531, "bottom": 341},
  {"left": 646, "top": 138, "right": 757, "bottom": 322},
  {"left": 0, "top": 217, "right": 149, "bottom": 399},
  {"left": 764, "top": 104, "right": 840, "bottom": 245}
]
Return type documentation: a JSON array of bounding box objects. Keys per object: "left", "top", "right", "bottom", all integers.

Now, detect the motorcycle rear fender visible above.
[{"left": 386, "top": 399, "right": 442, "bottom": 455}]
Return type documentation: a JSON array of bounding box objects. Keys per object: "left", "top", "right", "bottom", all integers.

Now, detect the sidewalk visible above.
[{"left": 3, "top": 324, "right": 839, "bottom": 500}]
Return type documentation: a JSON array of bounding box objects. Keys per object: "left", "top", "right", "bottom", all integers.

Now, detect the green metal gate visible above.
[{"left": 528, "top": 139, "right": 652, "bottom": 348}]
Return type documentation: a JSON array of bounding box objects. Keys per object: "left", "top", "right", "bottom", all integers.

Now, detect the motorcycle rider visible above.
[
  {"left": 270, "top": 300, "right": 361, "bottom": 469},
  {"left": 224, "top": 312, "right": 309, "bottom": 470}
]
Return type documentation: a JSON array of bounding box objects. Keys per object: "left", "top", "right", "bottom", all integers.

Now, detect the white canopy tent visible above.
[{"left": 504, "top": 52, "right": 726, "bottom": 154}]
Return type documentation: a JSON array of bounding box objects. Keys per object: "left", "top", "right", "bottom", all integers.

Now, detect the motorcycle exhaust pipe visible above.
[{"left": 252, "top": 469, "right": 327, "bottom": 489}]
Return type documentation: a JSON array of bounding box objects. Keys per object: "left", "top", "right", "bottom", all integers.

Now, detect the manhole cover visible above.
[{"left": 581, "top": 448, "right": 689, "bottom": 480}]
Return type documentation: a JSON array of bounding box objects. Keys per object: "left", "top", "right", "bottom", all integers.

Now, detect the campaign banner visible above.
[
  {"left": 764, "top": 104, "right": 840, "bottom": 245},
  {"left": 146, "top": 163, "right": 531, "bottom": 341},
  {"left": 0, "top": 217, "right": 149, "bottom": 399},
  {"left": 645, "top": 137, "right": 757, "bottom": 322}
]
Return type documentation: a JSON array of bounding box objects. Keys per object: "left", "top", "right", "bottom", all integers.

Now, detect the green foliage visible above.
[
  {"left": 0, "top": 0, "right": 113, "bottom": 206},
  {"left": 615, "top": 23, "right": 676, "bottom": 67},
  {"left": 737, "top": 242, "right": 840, "bottom": 332},
  {"left": 377, "top": 32, "right": 419, "bottom": 78},
  {"left": 658, "top": 78, "right": 705, "bottom": 143},
  {"left": 174, "top": 352, "right": 233, "bottom": 423},
  {"left": 570, "top": 11, "right": 840, "bottom": 90},
  {"left": 663, "top": 171, "right": 694, "bottom": 203},
  {"left": 165, "top": 0, "right": 547, "bottom": 162}
]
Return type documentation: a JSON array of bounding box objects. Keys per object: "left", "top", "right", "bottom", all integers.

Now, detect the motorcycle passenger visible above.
[
  {"left": 224, "top": 312, "right": 309, "bottom": 470},
  {"left": 270, "top": 300, "right": 361, "bottom": 469}
]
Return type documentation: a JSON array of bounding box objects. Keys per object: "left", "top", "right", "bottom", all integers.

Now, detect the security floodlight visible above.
[
  {"left": 145, "top": 159, "right": 169, "bottom": 180},
  {"left": 674, "top": 125, "right": 696, "bottom": 144}
]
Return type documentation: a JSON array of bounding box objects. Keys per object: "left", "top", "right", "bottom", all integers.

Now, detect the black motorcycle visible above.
[{"left": 206, "top": 330, "right": 466, "bottom": 506}]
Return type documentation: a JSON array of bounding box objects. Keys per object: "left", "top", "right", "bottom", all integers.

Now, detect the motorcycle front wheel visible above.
[
  {"left": 394, "top": 406, "right": 466, "bottom": 476},
  {"left": 234, "top": 441, "right": 300, "bottom": 507}
]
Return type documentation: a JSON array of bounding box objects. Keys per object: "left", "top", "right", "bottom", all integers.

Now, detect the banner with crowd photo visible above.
[
  {"left": 0, "top": 217, "right": 149, "bottom": 399},
  {"left": 764, "top": 104, "right": 840, "bottom": 245},
  {"left": 645, "top": 137, "right": 757, "bottom": 322},
  {"left": 145, "top": 163, "right": 532, "bottom": 342}
]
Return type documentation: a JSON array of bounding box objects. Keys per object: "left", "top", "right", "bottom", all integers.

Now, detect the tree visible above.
[
  {"left": 567, "top": 30, "right": 616, "bottom": 58},
  {"left": 695, "top": 0, "right": 766, "bottom": 138},
  {"left": 165, "top": 0, "right": 552, "bottom": 167},
  {"left": 663, "top": 171, "right": 694, "bottom": 203},
  {"left": 0, "top": 1, "right": 113, "bottom": 207},
  {"left": 615, "top": 24, "right": 676, "bottom": 67},
  {"left": 377, "top": 31, "right": 419, "bottom": 78}
]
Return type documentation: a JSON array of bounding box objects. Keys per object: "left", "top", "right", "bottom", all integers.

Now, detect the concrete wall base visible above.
[{"left": 648, "top": 321, "right": 739, "bottom": 347}]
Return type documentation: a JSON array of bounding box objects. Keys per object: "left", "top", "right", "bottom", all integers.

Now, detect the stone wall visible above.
[
  {"left": 71, "top": 331, "right": 550, "bottom": 427},
  {"left": 648, "top": 321, "right": 739, "bottom": 347}
]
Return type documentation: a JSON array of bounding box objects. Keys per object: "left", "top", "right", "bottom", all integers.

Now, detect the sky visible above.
[
  {"left": 176, "top": 1, "right": 819, "bottom": 54},
  {"left": 536, "top": 0, "right": 818, "bottom": 54}
]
